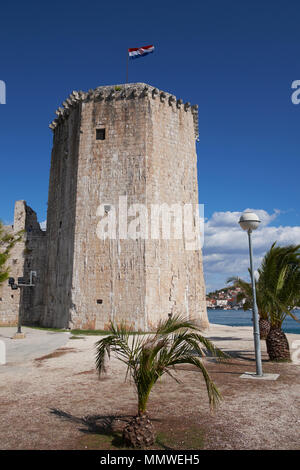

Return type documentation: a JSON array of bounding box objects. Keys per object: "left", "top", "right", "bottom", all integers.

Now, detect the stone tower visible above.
[{"left": 41, "top": 83, "right": 208, "bottom": 331}]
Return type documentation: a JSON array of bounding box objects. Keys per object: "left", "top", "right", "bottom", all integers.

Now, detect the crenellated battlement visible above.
[{"left": 49, "top": 83, "right": 199, "bottom": 140}]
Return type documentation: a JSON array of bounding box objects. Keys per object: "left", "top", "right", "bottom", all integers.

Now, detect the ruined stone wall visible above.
[
  {"left": 45, "top": 83, "right": 208, "bottom": 330},
  {"left": 0, "top": 201, "right": 46, "bottom": 326},
  {"left": 21, "top": 202, "right": 47, "bottom": 325},
  {"left": 0, "top": 221, "right": 23, "bottom": 326}
]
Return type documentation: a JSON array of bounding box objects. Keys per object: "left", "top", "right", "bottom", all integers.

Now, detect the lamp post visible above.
[
  {"left": 8, "top": 271, "right": 36, "bottom": 339},
  {"left": 239, "top": 211, "right": 263, "bottom": 377}
]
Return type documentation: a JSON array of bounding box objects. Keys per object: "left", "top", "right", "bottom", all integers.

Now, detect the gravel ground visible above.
[{"left": 0, "top": 324, "right": 299, "bottom": 450}]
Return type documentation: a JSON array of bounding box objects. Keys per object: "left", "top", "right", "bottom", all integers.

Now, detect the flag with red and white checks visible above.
[{"left": 128, "top": 45, "right": 155, "bottom": 59}]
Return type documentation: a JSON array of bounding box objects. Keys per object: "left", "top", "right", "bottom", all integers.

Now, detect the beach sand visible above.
[{"left": 0, "top": 324, "right": 299, "bottom": 450}]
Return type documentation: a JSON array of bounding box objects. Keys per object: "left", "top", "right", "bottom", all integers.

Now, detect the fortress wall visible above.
[
  {"left": 145, "top": 91, "right": 208, "bottom": 328},
  {"left": 70, "top": 88, "right": 148, "bottom": 330},
  {"left": 41, "top": 106, "right": 82, "bottom": 328},
  {"left": 43, "top": 83, "right": 208, "bottom": 331}
]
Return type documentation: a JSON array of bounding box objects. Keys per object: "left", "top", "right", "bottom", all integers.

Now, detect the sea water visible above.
[{"left": 207, "top": 309, "right": 300, "bottom": 334}]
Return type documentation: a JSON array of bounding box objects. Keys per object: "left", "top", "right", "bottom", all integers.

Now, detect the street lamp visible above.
[
  {"left": 239, "top": 211, "right": 263, "bottom": 377},
  {"left": 8, "top": 271, "right": 36, "bottom": 339}
]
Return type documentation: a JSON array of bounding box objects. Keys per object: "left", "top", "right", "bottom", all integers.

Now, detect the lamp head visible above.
[{"left": 239, "top": 211, "right": 261, "bottom": 232}]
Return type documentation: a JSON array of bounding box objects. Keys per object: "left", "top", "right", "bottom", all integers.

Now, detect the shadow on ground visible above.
[
  {"left": 205, "top": 352, "right": 270, "bottom": 366},
  {"left": 50, "top": 408, "right": 131, "bottom": 447},
  {"left": 49, "top": 408, "right": 203, "bottom": 450}
]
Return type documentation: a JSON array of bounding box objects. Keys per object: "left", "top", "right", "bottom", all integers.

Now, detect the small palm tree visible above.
[
  {"left": 228, "top": 243, "right": 300, "bottom": 361},
  {"left": 258, "top": 243, "right": 300, "bottom": 361},
  {"left": 95, "top": 314, "right": 227, "bottom": 448}
]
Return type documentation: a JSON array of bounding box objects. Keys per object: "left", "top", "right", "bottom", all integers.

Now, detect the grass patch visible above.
[
  {"left": 27, "top": 326, "right": 108, "bottom": 335},
  {"left": 25, "top": 326, "right": 154, "bottom": 336},
  {"left": 155, "top": 426, "right": 205, "bottom": 450},
  {"left": 80, "top": 427, "right": 205, "bottom": 450},
  {"left": 71, "top": 329, "right": 153, "bottom": 336},
  {"left": 71, "top": 329, "right": 109, "bottom": 336},
  {"left": 27, "top": 326, "right": 68, "bottom": 333},
  {"left": 73, "top": 417, "right": 205, "bottom": 451},
  {"left": 77, "top": 431, "right": 126, "bottom": 450}
]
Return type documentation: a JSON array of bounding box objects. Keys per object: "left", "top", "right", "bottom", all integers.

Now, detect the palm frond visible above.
[
  {"left": 229, "top": 243, "right": 300, "bottom": 327},
  {"left": 95, "top": 314, "right": 225, "bottom": 415},
  {"left": 167, "top": 354, "right": 222, "bottom": 410}
]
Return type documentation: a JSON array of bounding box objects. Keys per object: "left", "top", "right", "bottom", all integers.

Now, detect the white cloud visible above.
[{"left": 203, "top": 209, "right": 300, "bottom": 292}]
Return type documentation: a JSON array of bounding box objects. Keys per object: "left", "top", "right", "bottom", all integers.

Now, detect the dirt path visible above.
[{"left": 0, "top": 325, "right": 299, "bottom": 450}]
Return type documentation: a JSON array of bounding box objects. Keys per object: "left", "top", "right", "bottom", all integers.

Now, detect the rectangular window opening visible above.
[{"left": 96, "top": 128, "right": 105, "bottom": 140}]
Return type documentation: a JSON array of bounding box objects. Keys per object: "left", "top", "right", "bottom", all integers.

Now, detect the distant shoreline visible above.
[
  {"left": 208, "top": 322, "right": 300, "bottom": 335},
  {"left": 207, "top": 308, "right": 300, "bottom": 335}
]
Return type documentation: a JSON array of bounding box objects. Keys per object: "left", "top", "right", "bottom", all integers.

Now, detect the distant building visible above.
[{"left": 206, "top": 299, "right": 216, "bottom": 308}]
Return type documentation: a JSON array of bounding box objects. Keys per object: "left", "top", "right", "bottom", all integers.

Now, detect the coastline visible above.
[
  {"left": 207, "top": 308, "right": 300, "bottom": 335},
  {"left": 204, "top": 323, "right": 300, "bottom": 362},
  {"left": 208, "top": 321, "right": 300, "bottom": 335}
]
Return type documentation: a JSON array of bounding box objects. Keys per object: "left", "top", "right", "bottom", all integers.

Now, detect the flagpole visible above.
[{"left": 126, "top": 49, "right": 129, "bottom": 84}]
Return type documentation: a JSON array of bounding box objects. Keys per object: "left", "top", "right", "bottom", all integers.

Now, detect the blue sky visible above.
[{"left": 0, "top": 0, "right": 299, "bottom": 290}]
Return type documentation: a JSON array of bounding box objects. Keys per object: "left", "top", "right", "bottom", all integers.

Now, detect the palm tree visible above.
[
  {"left": 258, "top": 243, "right": 300, "bottom": 361},
  {"left": 228, "top": 243, "right": 300, "bottom": 361},
  {"left": 95, "top": 314, "right": 227, "bottom": 448},
  {"left": 227, "top": 275, "right": 271, "bottom": 339}
]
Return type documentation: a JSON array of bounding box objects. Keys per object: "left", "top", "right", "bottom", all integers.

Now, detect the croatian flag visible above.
[{"left": 128, "top": 45, "right": 155, "bottom": 60}]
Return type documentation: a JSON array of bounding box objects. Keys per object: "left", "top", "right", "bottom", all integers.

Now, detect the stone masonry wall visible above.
[
  {"left": 21, "top": 202, "right": 47, "bottom": 325},
  {"left": 45, "top": 83, "right": 208, "bottom": 330},
  {"left": 0, "top": 201, "right": 46, "bottom": 326},
  {"left": 145, "top": 89, "right": 208, "bottom": 329},
  {"left": 40, "top": 105, "right": 81, "bottom": 328},
  {"left": 70, "top": 87, "right": 148, "bottom": 330},
  {"left": 0, "top": 220, "right": 23, "bottom": 326}
]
